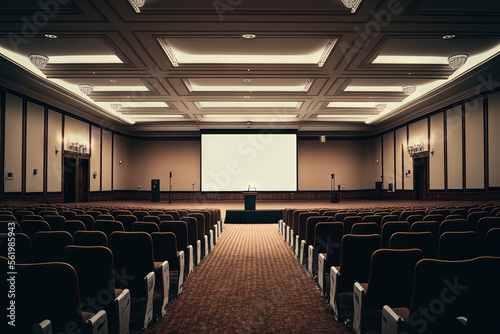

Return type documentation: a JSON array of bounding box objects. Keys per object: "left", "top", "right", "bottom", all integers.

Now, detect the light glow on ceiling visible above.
[
  {"left": 93, "top": 86, "right": 149, "bottom": 92},
  {"left": 117, "top": 102, "right": 169, "bottom": 108},
  {"left": 327, "top": 102, "right": 380, "bottom": 108},
  {"left": 372, "top": 56, "right": 448, "bottom": 65},
  {"left": 189, "top": 84, "right": 308, "bottom": 92},
  {"left": 49, "top": 55, "right": 123, "bottom": 64},
  {"left": 198, "top": 101, "right": 301, "bottom": 108},
  {"left": 202, "top": 114, "right": 298, "bottom": 118},
  {"left": 344, "top": 86, "right": 403, "bottom": 92}
]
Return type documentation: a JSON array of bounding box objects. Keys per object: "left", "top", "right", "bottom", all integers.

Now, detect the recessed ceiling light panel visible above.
[
  {"left": 44, "top": 34, "right": 58, "bottom": 39},
  {"left": 241, "top": 33, "right": 257, "bottom": 39}
]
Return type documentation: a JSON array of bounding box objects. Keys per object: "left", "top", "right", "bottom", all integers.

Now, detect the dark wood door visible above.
[
  {"left": 413, "top": 156, "right": 429, "bottom": 201},
  {"left": 63, "top": 157, "right": 76, "bottom": 203},
  {"left": 78, "top": 158, "right": 89, "bottom": 202}
]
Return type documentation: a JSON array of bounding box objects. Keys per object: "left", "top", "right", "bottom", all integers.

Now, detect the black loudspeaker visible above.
[
  {"left": 151, "top": 179, "right": 160, "bottom": 202},
  {"left": 375, "top": 181, "right": 383, "bottom": 200},
  {"left": 331, "top": 193, "right": 337, "bottom": 203}
]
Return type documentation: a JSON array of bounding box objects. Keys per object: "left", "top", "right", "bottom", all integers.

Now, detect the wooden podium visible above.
[{"left": 243, "top": 192, "right": 257, "bottom": 210}]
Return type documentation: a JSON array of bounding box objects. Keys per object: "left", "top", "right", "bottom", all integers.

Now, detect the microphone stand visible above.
[{"left": 169, "top": 172, "right": 172, "bottom": 204}]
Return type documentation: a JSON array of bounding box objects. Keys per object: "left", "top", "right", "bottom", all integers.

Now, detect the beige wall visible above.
[
  {"left": 465, "top": 97, "right": 484, "bottom": 189},
  {"left": 407, "top": 119, "right": 428, "bottom": 191},
  {"left": 447, "top": 106, "right": 463, "bottom": 189},
  {"left": 113, "top": 134, "right": 132, "bottom": 191},
  {"left": 64, "top": 116, "right": 89, "bottom": 150},
  {"left": 47, "top": 110, "right": 62, "bottom": 192},
  {"left": 90, "top": 126, "right": 101, "bottom": 192},
  {"left": 128, "top": 139, "right": 201, "bottom": 191},
  {"left": 395, "top": 127, "right": 407, "bottom": 190},
  {"left": 382, "top": 132, "right": 395, "bottom": 190},
  {"left": 101, "top": 131, "right": 112, "bottom": 191},
  {"left": 4, "top": 93, "right": 23, "bottom": 193},
  {"left": 25, "top": 102, "right": 44, "bottom": 193},
  {"left": 429, "top": 112, "right": 445, "bottom": 189},
  {"left": 489, "top": 91, "right": 500, "bottom": 187}
]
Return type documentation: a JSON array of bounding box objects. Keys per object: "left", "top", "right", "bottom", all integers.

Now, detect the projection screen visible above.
[{"left": 201, "top": 133, "right": 297, "bottom": 192}]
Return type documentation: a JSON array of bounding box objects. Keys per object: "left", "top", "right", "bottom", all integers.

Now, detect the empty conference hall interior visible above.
[{"left": 1, "top": 0, "right": 500, "bottom": 333}]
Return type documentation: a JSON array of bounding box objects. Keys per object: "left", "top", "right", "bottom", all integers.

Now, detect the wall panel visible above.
[
  {"left": 90, "top": 126, "right": 101, "bottom": 192},
  {"left": 407, "top": 119, "right": 428, "bottom": 190},
  {"left": 447, "top": 106, "right": 463, "bottom": 189},
  {"left": 395, "top": 127, "right": 407, "bottom": 190},
  {"left": 488, "top": 92, "right": 500, "bottom": 187},
  {"left": 47, "top": 110, "right": 62, "bottom": 192},
  {"left": 382, "top": 132, "right": 395, "bottom": 190},
  {"left": 25, "top": 102, "right": 44, "bottom": 193},
  {"left": 113, "top": 134, "right": 131, "bottom": 191},
  {"left": 4, "top": 94, "right": 23, "bottom": 193},
  {"left": 429, "top": 112, "right": 445, "bottom": 189},
  {"left": 101, "top": 130, "right": 112, "bottom": 191},
  {"left": 465, "top": 98, "right": 484, "bottom": 189}
]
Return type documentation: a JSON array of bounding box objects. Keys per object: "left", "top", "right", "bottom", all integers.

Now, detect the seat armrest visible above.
[
  {"left": 299, "top": 240, "right": 306, "bottom": 265},
  {"left": 87, "top": 309, "right": 108, "bottom": 334},
  {"left": 294, "top": 235, "right": 299, "bottom": 257},
  {"left": 143, "top": 271, "right": 155, "bottom": 329},
  {"left": 381, "top": 305, "right": 403, "bottom": 334},
  {"left": 213, "top": 224, "right": 218, "bottom": 244},
  {"left": 204, "top": 235, "right": 209, "bottom": 257},
  {"left": 33, "top": 320, "right": 52, "bottom": 334},
  {"left": 158, "top": 261, "right": 170, "bottom": 318},
  {"left": 353, "top": 282, "right": 366, "bottom": 334},
  {"left": 307, "top": 245, "right": 314, "bottom": 276},
  {"left": 115, "top": 289, "right": 131, "bottom": 334},
  {"left": 187, "top": 245, "right": 193, "bottom": 274},
  {"left": 178, "top": 250, "right": 185, "bottom": 295},
  {"left": 452, "top": 316, "right": 468, "bottom": 334},
  {"left": 196, "top": 240, "right": 201, "bottom": 265},
  {"left": 318, "top": 253, "right": 326, "bottom": 293},
  {"left": 330, "top": 266, "right": 340, "bottom": 320}
]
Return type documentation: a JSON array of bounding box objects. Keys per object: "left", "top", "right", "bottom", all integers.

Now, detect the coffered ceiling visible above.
[{"left": 0, "top": 0, "right": 500, "bottom": 137}]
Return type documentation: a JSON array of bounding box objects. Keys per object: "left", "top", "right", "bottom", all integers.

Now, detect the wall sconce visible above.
[
  {"left": 67, "top": 141, "right": 88, "bottom": 155},
  {"left": 93, "top": 171, "right": 97, "bottom": 179},
  {"left": 405, "top": 170, "right": 411, "bottom": 178},
  {"left": 406, "top": 142, "right": 425, "bottom": 157},
  {"left": 33, "top": 169, "right": 38, "bottom": 175},
  {"left": 55, "top": 147, "right": 59, "bottom": 154}
]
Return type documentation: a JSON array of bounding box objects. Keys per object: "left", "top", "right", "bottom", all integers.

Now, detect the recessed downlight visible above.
[
  {"left": 442, "top": 34, "right": 456, "bottom": 40},
  {"left": 44, "top": 34, "right": 58, "bottom": 39},
  {"left": 242, "top": 33, "right": 257, "bottom": 39},
  {"left": 243, "top": 79, "right": 253, "bottom": 83}
]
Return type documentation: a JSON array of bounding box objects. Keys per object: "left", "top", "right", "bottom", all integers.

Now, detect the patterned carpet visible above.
[{"left": 139, "top": 224, "right": 349, "bottom": 334}]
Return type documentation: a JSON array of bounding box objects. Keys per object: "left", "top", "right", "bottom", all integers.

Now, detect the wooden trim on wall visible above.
[
  {"left": 43, "top": 106, "right": 48, "bottom": 195},
  {"left": 0, "top": 90, "right": 5, "bottom": 199},
  {"left": 484, "top": 95, "right": 489, "bottom": 191},
  {"left": 22, "top": 98, "right": 27, "bottom": 196}
]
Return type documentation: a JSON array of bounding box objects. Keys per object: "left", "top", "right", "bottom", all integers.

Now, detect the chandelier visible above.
[
  {"left": 341, "top": 0, "right": 362, "bottom": 13},
  {"left": 375, "top": 104, "right": 387, "bottom": 112},
  {"left": 78, "top": 84, "right": 94, "bottom": 95},
  {"left": 129, "top": 0, "right": 145, "bottom": 13},
  {"left": 111, "top": 104, "right": 123, "bottom": 112},
  {"left": 407, "top": 143, "right": 425, "bottom": 157},
  {"left": 448, "top": 54, "right": 468, "bottom": 70},
  {"left": 28, "top": 54, "right": 49, "bottom": 70},
  {"left": 402, "top": 85, "right": 417, "bottom": 96},
  {"left": 67, "top": 142, "right": 88, "bottom": 155}
]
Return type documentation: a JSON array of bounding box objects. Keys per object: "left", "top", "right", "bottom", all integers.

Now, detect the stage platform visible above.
[{"left": 224, "top": 210, "right": 283, "bottom": 224}]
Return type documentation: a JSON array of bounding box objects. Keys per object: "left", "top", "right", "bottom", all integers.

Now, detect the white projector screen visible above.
[{"left": 201, "top": 133, "right": 297, "bottom": 191}]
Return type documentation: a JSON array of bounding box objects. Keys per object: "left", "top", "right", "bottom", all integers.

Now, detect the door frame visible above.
[
  {"left": 412, "top": 152, "right": 429, "bottom": 201},
  {"left": 63, "top": 153, "right": 90, "bottom": 203}
]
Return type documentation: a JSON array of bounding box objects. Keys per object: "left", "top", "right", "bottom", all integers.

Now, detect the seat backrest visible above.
[
  {"left": 133, "top": 221, "right": 160, "bottom": 234},
  {"left": 163, "top": 210, "right": 180, "bottom": 220},
  {"left": 148, "top": 210, "right": 165, "bottom": 216},
  {"left": 437, "top": 231, "right": 479, "bottom": 260},
  {"left": 428, "top": 209, "right": 451, "bottom": 217},
  {"left": 0, "top": 233, "right": 33, "bottom": 263},
  {"left": 14, "top": 210, "right": 34, "bottom": 222},
  {"left": 341, "top": 216, "right": 362, "bottom": 234},
  {"left": 337, "top": 234, "right": 381, "bottom": 292},
  {"left": 94, "top": 220, "right": 124, "bottom": 240},
  {"left": 158, "top": 214, "right": 174, "bottom": 221},
  {"left": 0, "top": 221, "right": 21, "bottom": 233},
  {"left": 484, "top": 228, "right": 500, "bottom": 256},
  {"left": 334, "top": 212, "right": 352, "bottom": 223},
  {"left": 491, "top": 207, "right": 500, "bottom": 217},
  {"left": 423, "top": 214, "right": 445, "bottom": 223},
  {"left": 96, "top": 214, "right": 115, "bottom": 221},
  {"left": 466, "top": 211, "right": 491, "bottom": 230},
  {"left": 44, "top": 215, "right": 66, "bottom": 231},
  {"left": 322, "top": 210, "right": 338, "bottom": 218},
  {"left": 160, "top": 221, "right": 189, "bottom": 250},
  {"left": 292, "top": 210, "right": 308, "bottom": 232},
  {"left": 143, "top": 215, "right": 161, "bottom": 226},
  {"left": 20, "top": 220, "right": 50, "bottom": 240},
  {"left": 84, "top": 210, "right": 101, "bottom": 220},
  {"left": 59, "top": 210, "right": 76, "bottom": 220},
  {"left": 33, "top": 231, "right": 74, "bottom": 262},
  {"left": 410, "top": 221, "right": 439, "bottom": 239},
  {"left": 365, "top": 248, "right": 423, "bottom": 309},
  {"left": 62, "top": 220, "right": 86, "bottom": 235},
  {"left": 439, "top": 219, "right": 468, "bottom": 235},
  {"left": 132, "top": 210, "right": 150, "bottom": 221},
  {"left": 351, "top": 222, "right": 379, "bottom": 235},
  {"left": 111, "top": 210, "right": 132, "bottom": 219},
  {"left": 116, "top": 214, "right": 138, "bottom": 231},
  {"left": 389, "top": 231, "right": 436, "bottom": 258},
  {"left": 0, "top": 214, "right": 17, "bottom": 222},
  {"left": 151, "top": 232, "right": 178, "bottom": 266},
  {"left": 445, "top": 214, "right": 463, "bottom": 220},
  {"left": 110, "top": 231, "right": 155, "bottom": 297},
  {"left": 314, "top": 222, "right": 344, "bottom": 267},
  {"left": 73, "top": 230, "right": 108, "bottom": 247},
  {"left": 305, "top": 216, "right": 333, "bottom": 246},
  {"left": 406, "top": 214, "right": 424, "bottom": 226},
  {"left": 0, "top": 258, "right": 87, "bottom": 333},
  {"left": 400, "top": 210, "right": 426, "bottom": 222},
  {"left": 381, "top": 221, "right": 410, "bottom": 248},
  {"left": 180, "top": 216, "right": 199, "bottom": 245},
  {"left": 298, "top": 212, "right": 319, "bottom": 240},
  {"left": 72, "top": 214, "right": 94, "bottom": 231},
  {"left": 64, "top": 245, "right": 117, "bottom": 315},
  {"left": 362, "top": 215, "right": 382, "bottom": 227},
  {"left": 188, "top": 213, "right": 205, "bottom": 238},
  {"left": 476, "top": 217, "right": 500, "bottom": 245},
  {"left": 20, "top": 214, "right": 44, "bottom": 222}
]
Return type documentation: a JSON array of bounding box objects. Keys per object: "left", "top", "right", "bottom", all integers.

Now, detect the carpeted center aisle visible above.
[{"left": 142, "top": 224, "right": 349, "bottom": 334}]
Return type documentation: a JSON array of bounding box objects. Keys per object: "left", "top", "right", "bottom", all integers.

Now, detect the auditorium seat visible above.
[
  {"left": 410, "top": 220, "right": 439, "bottom": 240},
  {"left": 329, "top": 234, "right": 381, "bottom": 321},
  {"left": 483, "top": 228, "right": 500, "bottom": 256},
  {"left": 110, "top": 231, "right": 167, "bottom": 328},
  {"left": 158, "top": 214, "right": 174, "bottom": 221},
  {"left": 180, "top": 216, "right": 199, "bottom": 270},
  {"left": 133, "top": 210, "right": 150, "bottom": 221},
  {"left": 0, "top": 221, "right": 21, "bottom": 233},
  {"left": 353, "top": 249, "right": 423, "bottom": 334},
  {"left": 0, "top": 214, "right": 17, "bottom": 222},
  {"left": 72, "top": 214, "right": 95, "bottom": 231},
  {"left": 160, "top": 221, "right": 193, "bottom": 273},
  {"left": 188, "top": 212, "right": 208, "bottom": 258},
  {"left": 14, "top": 210, "right": 34, "bottom": 222},
  {"left": 450, "top": 208, "right": 468, "bottom": 219},
  {"left": 134, "top": 221, "right": 160, "bottom": 234},
  {"left": 445, "top": 214, "right": 464, "bottom": 220},
  {"left": 163, "top": 210, "right": 181, "bottom": 220},
  {"left": 44, "top": 215, "right": 66, "bottom": 231},
  {"left": 94, "top": 220, "right": 124, "bottom": 241},
  {"left": 152, "top": 232, "right": 185, "bottom": 295},
  {"left": 491, "top": 207, "right": 500, "bottom": 217},
  {"left": 111, "top": 210, "right": 132, "bottom": 219},
  {"left": 439, "top": 219, "right": 469, "bottom": 235},
  {"left": 467, "top": 211, "right": 491, "bottom": 230},
  {"left": 334, "top": 212, "right": 352, "bottom": 223},
  {"left": 389, "top": 232, "right": 436, "bottom": 258},
  {"left": 20, "top": 220, "right": 50, "bottom": 240},
  {"left": 406, "top": 214, "right": 424, "bottom": 226},
  {"left": 0, "top": 257, "right": 107, "bottom": 334},
  {"left": 382, "top": 257, "right": 500, "bottom": 334},
  {"left": 362, "top": 215, "right": 382, "bottom": 227},
  {"left": 96, "top": 214, "right": 115, "bottom": 221},
  {"left": 143, "top": 215, "right": 161, "bottom": 226},
  {"left": 313, "top": 222, "right": 344, "bottom": 288},
  {"left": 437, "top": 231, "right": 479, "bottom": 260},
  {"left": 423, "top": 214, "right": 445, "bottom": 223},
  {"left": 428, "top": 208, "right": 451, "bottom": 217},
  {"left": 20, "top": 214, "right": 44, "bottom": 221},
  {"left": 62, "top": 220, "right": 87, "bottom": 235},
  {"left": 0, "top": 233, "right": 33, "bottom": 263},
  {"left": 342, "top": 216, "right": 362, "bottom": 234},
  {"left": 148, "top": 210, "right": 164, "bottom": 216},
  {"left": 297, "top": 212, "right": 320, "bottom": 259},
  {"left": 32, "top": 231, "right": 73, "bottom": 262},
  {"left": 59, "top": 210, "right": 76, "bottom": 220},
  {"left": 64, "top": 245, "right": 131, "bottom": 333},
  {"left": 302, "top": 216, "right": 334, "bottom": 267},
  {"left": 400, "top": 210, "right": 425, "bottom": 222},
  {"left": 73, "top": 230, "right": 108, "bottom": 247},
  {"left": 381, "top": 222, "right": 410, "bottom": 248},
  {"left": 83, "top": 210, "right": 101, "bottom": 220},
  {"left": 475, "top": 217, "right": 500, "bottom": 246},
  {"left": 116, "top": 214, "right": 138, "bottom": 231},
  {"left": 351, "top": 222, "right": 379, "bottom": 235}
]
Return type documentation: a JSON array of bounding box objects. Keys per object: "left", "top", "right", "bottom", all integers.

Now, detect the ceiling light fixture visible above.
[
  {"left": 341, "top": 0, "right": 362, "bottom": 13},
  {"left": 28, "top": 54, "right": 49, "bottom": 70},
  {"left": 243, "top": 79, "right": 253, "bottom": 83},
  {"left": 448, "top": 54, "right": 469, "bottom": 70},
  {"left": 44, "top": 34, "right": 58, "bottom": 39},
  {"left": 78, "top": 84, "right": 94, "bottom": 95},
  {"left": 129, "top": 0, "right": 145, "bottom": 13},
  {"left": 111, "top": 104, "right": 123, "bottom": 112},
  {"left": 375, "top": 104, "right": 387, "bottom": 112},
  {"left": 442, "top": 34, "right": 456, "bottom": 40},
  {"left": 241, "top": 33, "right": 257, "bottom": 39},
  {"left": 402, "top": 85, "right": 417, "bottom": 96}
]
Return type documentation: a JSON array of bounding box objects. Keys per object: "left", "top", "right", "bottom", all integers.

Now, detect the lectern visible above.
[{"left": 243, "top": 192, "right": 257, "bottom": 210}]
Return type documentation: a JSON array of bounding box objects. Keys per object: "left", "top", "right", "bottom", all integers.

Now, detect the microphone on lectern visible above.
[{"left": 170, "top": 171, "right": 172, "bottom": 177}]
